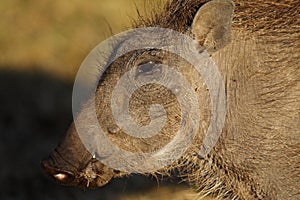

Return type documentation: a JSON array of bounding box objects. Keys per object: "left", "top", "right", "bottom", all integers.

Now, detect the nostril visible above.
[{"left": 41, "top": 160, "right": 75, "bottom": 185}]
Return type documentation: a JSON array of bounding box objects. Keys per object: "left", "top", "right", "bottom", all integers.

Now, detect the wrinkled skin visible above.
[
  {"left": 42, "top": 0, "right": 300, "bottom": 199},
  {"left": 41, "top": 123, "right": 119, "bottom": 188}
]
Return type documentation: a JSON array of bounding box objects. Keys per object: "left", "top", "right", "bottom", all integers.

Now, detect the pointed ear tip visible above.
[
  {"left": 191, "top": 0, "right": 235, "bottom": 53},
  {"left": 192, "top": 0, "right": 235, "bottom": 24}
]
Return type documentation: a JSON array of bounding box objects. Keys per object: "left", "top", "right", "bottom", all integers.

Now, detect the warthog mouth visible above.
[{"left": 41, "top": 156, "right": 117, "bottom": 188}]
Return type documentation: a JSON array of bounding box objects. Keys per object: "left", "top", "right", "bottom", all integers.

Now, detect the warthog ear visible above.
[{"left": 192, "top": 0, "right": 234, "bottom": 54}]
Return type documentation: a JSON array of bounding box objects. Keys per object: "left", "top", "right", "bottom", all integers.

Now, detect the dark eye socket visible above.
[{"left": 136, "top": 61, "right": 162, "bottom": 77}]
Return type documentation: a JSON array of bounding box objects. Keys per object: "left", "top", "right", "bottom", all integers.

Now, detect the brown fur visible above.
[
  {"left": 140, "top": 1, "right": 300, "bottom": 199},
  {"left": 42, "top": 0, "right": 300, "bottom": 199}
]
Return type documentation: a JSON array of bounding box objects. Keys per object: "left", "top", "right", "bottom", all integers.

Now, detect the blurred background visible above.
[
  {"left": 0, "top": 0, "right": 212, "bottom": 199},
  {"left": 0, "top": 0, "right": 148, "bottom": 78}
]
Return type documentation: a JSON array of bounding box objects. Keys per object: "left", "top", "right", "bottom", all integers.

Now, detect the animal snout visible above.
[{"left": 41, "top": 159, "right": 75, "bottom": 185}]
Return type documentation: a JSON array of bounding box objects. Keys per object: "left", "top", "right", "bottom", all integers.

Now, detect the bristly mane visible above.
[
  {"left": 135, "top": 0, "right": 208, "bottom": 32},
  {"left": 136, "top": 0, "right": 299, "bottom": 36}
]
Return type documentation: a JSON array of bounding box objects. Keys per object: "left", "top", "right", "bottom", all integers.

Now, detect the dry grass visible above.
[
  {"left": 122, "top": 185, "right": 216, "bottom": 200},
  {"left": 0, "top": 0, "right": 160, "bottom": 79}
]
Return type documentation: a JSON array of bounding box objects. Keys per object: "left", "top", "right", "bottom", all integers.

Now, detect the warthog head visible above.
[
  {"left": 42, "top": 0, "right": 300, "bottom": 199},
  {"left": 41, "top": 0, "right": 234, "bottom": 188}
]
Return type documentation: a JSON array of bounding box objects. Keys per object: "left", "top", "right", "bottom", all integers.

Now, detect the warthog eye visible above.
[{"left": 136, "top": 60, "right": 163, "bottom": 78}]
